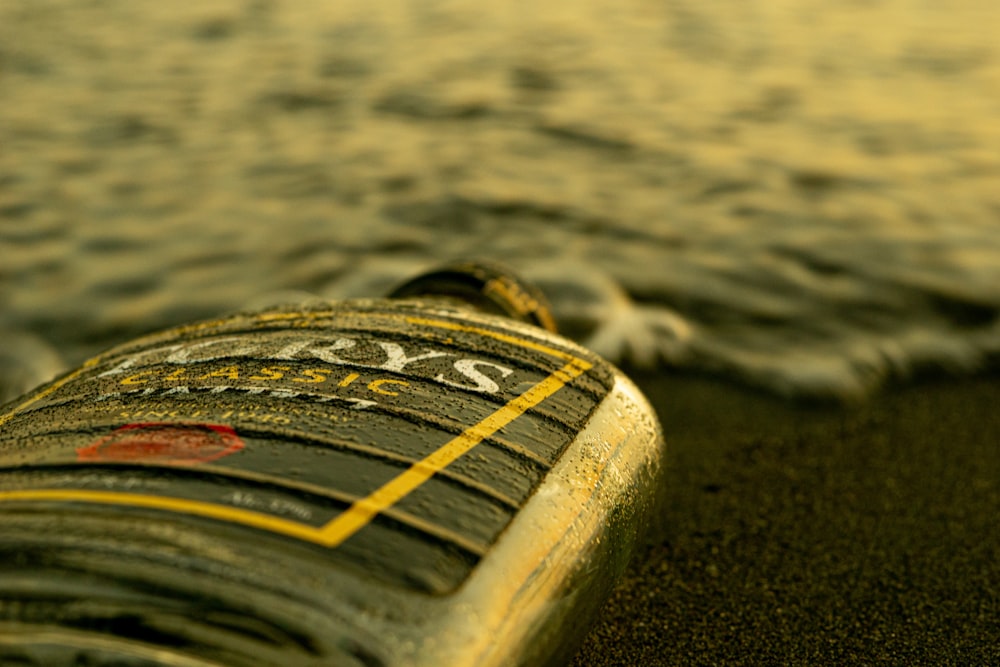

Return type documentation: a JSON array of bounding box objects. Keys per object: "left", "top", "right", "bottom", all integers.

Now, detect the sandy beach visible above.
[{"left": 571, "top": 370, "right": 1000, "bottom": 664}]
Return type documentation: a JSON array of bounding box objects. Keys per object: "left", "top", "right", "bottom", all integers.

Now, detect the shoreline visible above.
[{"left": 572, "top": 370, "right": 1000, "bottom": 665}]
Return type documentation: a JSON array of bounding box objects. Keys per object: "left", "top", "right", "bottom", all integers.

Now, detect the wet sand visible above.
[{"left": 572, "top": 371, "right": 1000, "bottom": 665}]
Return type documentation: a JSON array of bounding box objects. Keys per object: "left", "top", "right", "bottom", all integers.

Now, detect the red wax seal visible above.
[{"left": 77, "top": 423, "right": 245, "bottom": 465}]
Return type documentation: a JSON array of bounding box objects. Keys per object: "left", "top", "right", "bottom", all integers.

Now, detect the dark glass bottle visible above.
[{"left": 0, "top": 261, "right": 664, "bottom": 666}]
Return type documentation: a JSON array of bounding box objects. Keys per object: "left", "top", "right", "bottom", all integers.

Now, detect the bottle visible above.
[{"left": 0, "top": 260, "right": 664, "bottom": 666}]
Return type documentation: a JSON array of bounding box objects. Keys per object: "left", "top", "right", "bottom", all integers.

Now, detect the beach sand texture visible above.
[
  {"left": 2, "top": 0, "right": 999, "bottom": 663},
  {"left": 573, "top": 372, "right": 1000, "bottom": 665}
]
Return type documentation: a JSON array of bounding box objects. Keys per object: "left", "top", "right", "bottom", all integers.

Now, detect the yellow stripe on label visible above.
[
  {"left": 0, "top": 488, "right": 323, "bottom": 542},
  {"left": 0, "top": 357, "right": 592, "bottom": 549},
  {"left": 403, "top": 316, "right": 580, "bottom": 362},
  {"left": 317, "top": 357, "right": 592, "bottom": 547},
  {"left": 0, "top": 357, "right": 102, "bottom": 427}
]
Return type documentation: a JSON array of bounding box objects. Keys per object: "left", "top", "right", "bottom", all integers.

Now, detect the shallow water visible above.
[{"left": 2, "top": 0, "right": 999, "bottom": 402}]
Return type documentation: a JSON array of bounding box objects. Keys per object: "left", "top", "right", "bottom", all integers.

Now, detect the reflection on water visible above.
[{"left": 1, "top": 0, "right": 999, "bottom": 402}]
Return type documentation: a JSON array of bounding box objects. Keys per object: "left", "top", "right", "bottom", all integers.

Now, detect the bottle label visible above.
[{"left": 0, "top": 304, "right": 612, "bottom": 593}]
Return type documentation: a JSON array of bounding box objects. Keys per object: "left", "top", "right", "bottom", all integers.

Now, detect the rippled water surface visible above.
[{"left": 2, "top": 0, "right": 999, "bottom": 402}]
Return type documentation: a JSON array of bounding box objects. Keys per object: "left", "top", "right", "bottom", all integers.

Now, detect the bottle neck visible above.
[{"left": 386, "top": 260, "right": 558, "bottom": 333}]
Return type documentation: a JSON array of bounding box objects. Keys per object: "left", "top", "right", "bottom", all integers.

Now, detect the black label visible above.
[{"left": 0, "top": 304, "right": 612, "bottom": 593}]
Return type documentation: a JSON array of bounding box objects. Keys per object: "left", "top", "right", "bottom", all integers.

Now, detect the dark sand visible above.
[{"left": 571, "top": 372, "right": 1000, "bottom": 665}]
